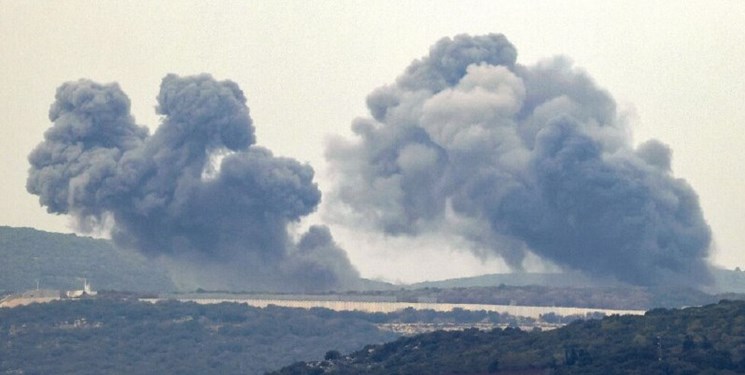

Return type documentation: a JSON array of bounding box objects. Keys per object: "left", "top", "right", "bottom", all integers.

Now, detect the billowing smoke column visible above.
[
  {"left": 327, "top": 34, "right": 711, "bottom": 286},
  {"left": 27, "top": 74, "right": 360, "bottom": 292}
]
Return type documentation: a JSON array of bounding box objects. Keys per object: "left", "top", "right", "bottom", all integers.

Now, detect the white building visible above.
[{"left": 66, "top": 279, "right": 97, "bottom": 298}]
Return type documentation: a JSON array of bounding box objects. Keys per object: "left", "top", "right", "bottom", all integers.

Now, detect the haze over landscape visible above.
[
  {"left": 5, "top": 3, "right": 745, "bottom": 374},
  {"left": 3, "top": 2, "right": 745, "bottom": 286}
]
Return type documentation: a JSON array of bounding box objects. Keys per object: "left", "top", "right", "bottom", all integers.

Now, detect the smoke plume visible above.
[
  {"left": 327, "top": 34, "right": 711, "bottom": 286},
  {"left": 28, "top": 74, "right": 360, "bottom": 292}
]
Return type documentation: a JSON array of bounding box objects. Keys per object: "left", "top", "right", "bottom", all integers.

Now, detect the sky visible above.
[{"left": 2, "top": 1, "right": 744, "bottom": 283}]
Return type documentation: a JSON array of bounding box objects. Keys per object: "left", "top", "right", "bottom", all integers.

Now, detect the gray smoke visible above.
[
  {"left": 327, "top": 34, "right": 711, "bottom": 286},
  {"left": 28, "top": 74, "right": 360, "bottom": 292}
]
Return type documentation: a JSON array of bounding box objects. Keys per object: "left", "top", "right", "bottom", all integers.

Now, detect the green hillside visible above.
[
  {"left": 0, "top": 299, "right": 398, "bottom": 374},
  {"left": 273, "top": 300, "right": 745, "bottom": 374},
  {"left": 0, "top": 226, "right": 174, "bottom": 292},
  {"left": 410, "top": 268, "right": 745, "bottom": 294}
]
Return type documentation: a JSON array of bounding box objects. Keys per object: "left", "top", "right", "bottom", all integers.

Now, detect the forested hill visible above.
[
  {"left": 273, "top": 300, "right": 745, "bottom": 375},
  {"left": 0, "top": 299, "right": 399, "bottom": 374},
  {"left": 0, "top": 226, "right": 174, "bottom": 292}
]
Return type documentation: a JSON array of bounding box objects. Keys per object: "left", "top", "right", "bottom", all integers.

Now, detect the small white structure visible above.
[{"left": 66, "top": 279, "right": 97, "bottom": 298}]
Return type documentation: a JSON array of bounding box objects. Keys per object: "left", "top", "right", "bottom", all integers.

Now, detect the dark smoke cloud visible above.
[
  {"left": 28, "top": 74, "right": 360, "bottom": 292},
  {"left": 327, "top": 34, "right": 711, "bottom": 287}
]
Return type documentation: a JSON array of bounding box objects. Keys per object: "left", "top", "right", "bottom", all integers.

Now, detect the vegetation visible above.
[
  {"left": 410, "top": 269, "right": 745, "bottom": 294},
  {"left": 0, "top": 299, "right": 398, "bottom": 374},
  {"left": 3, "top": 225, "right": 744, "bottom": 310},
  {"left": 342, "top": 284, "right": 743, "bottom": 310},
  {"left": 5, "top": 225, "right": 745, "bottom": 374},
  {"left": 0, "top": 295, "right": 615, "bottom": 374},
  {"left": 0, "top": 226, "right": 174, "bottom": 292},
  {"left": 272, "top": 300, "right": 745, "bottom": 374}
]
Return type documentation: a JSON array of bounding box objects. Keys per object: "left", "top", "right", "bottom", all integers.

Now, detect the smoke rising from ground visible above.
[
  {"left": 327, "top": 34, "right": 711, "bottom": 286},
  {"left": 27, "top": 74, "right": 360, "bottom": 292}
]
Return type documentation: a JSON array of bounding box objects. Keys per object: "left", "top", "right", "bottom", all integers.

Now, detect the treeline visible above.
[
  {"left": 1, "top": 297, "right": 591, "bottom": 374},
  {"left": 273, "top": 300, "right": 745, "bottom": 374},
  {"left": 0, "top": 299, "right": 397, "bottom": 374},
  {"left": 344, "top": 284, "right": 738, "bottom": 310}
]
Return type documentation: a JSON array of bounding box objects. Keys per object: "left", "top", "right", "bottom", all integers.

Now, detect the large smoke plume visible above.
[
  {"left": 327, "top": 34, "right": 711, "bottom": 286},
  {"left": 27, "top": 74, "right": 360, "bottom": 292}
]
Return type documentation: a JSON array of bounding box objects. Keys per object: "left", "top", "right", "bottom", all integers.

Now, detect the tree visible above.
[{"left": 324, "top": 350, "right": 341, "bottom": 360}]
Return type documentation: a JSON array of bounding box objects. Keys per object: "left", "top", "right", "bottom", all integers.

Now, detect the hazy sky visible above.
[{"left": 2, "top": 1, "right": 744, "bottom": 283}]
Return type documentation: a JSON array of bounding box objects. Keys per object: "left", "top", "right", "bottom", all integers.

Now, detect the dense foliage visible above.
[
  {"left": 0, "top": 299, "right": 398, "bottom": 374},
  {"left": 0, "top": 226, "right": 174, "bottom": 292},
  {"left": 273, "top": 300, "right": 745, "bottom": 374},
  {"left": 0, "top": 296, "right": 616, "bottom": 374}
]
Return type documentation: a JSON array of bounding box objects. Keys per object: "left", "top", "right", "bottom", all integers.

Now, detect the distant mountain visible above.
[
  {"left": 3, "top": 225, "right": 743, "bottom": 297},
  {"left": 409, "top": 272, "right": 605, "bottom": 289},
  {"left": 0, "top": 226, "right": 174, "bottom": 292},
  {"left": 0, "top": 226, "right": 393, "bottom": 294},
  {"left": 408, "top": 268, "right": 745, "bottom": 294},
  {"left": 709, "top": 268, "right": 745, "bottom": 294},
  {"left": 272, "top": 299, "right": 745, "bottom": 374}
]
